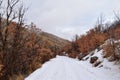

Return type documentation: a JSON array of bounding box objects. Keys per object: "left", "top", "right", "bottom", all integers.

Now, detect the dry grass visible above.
[{"left": 9, "top": 74, "right": 25, "bottom": 80}]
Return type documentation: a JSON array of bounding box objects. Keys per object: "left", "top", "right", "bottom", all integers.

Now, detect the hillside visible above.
[
  {"left": 40, "top": 31, "right": 70, "bottom": 48},
  {"left": 62, "top": 19, "right": 120, "bottom": 60}
]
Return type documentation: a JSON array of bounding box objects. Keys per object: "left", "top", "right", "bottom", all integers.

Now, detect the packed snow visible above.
[{"left": 25, "top": 50, "right": 120, "bottom": 80}]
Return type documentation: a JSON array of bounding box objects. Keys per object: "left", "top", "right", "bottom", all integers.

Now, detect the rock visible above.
[
  {"left": 90, "top": 56, "right": 98, "bottom": 64},
  {"left": 93, "top": 61, "right": 101, "bottom": 67}
]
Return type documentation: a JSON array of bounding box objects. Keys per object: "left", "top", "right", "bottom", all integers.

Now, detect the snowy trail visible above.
[{"left": 25, "top": 55, "right": 120, "bottom": 80}]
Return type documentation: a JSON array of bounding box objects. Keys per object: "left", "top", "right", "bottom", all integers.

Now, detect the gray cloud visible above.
[{"left": 24, "top": 0, "right": 120, "bottom": 40}]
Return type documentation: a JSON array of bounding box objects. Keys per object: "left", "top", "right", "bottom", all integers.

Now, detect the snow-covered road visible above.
[{"left": 25, "top": 55, "right": 120, "bottom": 80}]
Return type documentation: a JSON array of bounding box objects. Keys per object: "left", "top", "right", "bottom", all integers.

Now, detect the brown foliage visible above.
[
  {"left": 68, "top": 52, "right": 78, "bottom": 58},
  {"left": 0, "top": 21, "right": 57, "bottom": 79},
  {"left": 77, "top": 27, "right": 107, "bottom": 54},
  {"left": 39, "top": 48, "right": 53, "bottom": 64},
  {"left": 62, "top": 20, "right": 120, "bottom": 59},
  {"left": 114, "top": 27, "right": 120, "bottom": 39},
  {"left": 103, "top": 40, "right": 120, "bottom": 61},
  {"left": 62, "top": 26, "right": 107, "bottom": 60},
  {"left": 103, "top": 42, "right": 115, "bottom": 58}
]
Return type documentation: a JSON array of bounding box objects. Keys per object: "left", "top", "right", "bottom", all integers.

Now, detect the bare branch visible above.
[
  {"left": 10, "top": 0, "right": 19, "bottom": 8},
  {"left": 0, "top": 0, "right": 3, "bottom": 6},
  {"left": 6, "top": 0, "right": 20, "bottom": 25},
  {"left": 17, "top": 4, "right": 26, "bottom": 26},
  {"left": 113, "top": 11, "right": 120, "bottom": 22}
]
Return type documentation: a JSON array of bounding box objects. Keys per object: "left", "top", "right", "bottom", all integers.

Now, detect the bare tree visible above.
[
  {"left": 113, "top": 11, "right": 120, "bottom": 22},
  {"left": 0, "top": 0, "right": 27, "bottom": 79}
]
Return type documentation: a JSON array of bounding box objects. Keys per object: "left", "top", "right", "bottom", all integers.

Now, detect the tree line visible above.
[
  {"left": 0, "top": 0, "right": 57, "bottom": 79},
  {"left": 62, "top": 15, "right": 120, "bottom": 61}
]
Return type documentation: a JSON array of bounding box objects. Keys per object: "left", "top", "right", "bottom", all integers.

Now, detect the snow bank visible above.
[{"left": 25, "top": 50, "right": 120, "bottom": 80}]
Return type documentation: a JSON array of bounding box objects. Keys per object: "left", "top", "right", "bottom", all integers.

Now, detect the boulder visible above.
[{"left": 90, "top": 56, "right": 98, "bottom": 64}]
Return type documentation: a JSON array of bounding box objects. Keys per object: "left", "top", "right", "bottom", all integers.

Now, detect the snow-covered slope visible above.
[{"left": 25, "top": 50, "right": 120, "bottom": 80}]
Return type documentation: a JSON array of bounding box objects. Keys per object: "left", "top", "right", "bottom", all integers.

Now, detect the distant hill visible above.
[{"left": 40, "top": 31, "right": 70, "bottom": 48}]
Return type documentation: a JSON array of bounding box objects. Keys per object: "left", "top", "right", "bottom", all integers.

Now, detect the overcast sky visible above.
[{"left": 24, "top": 0, "right": 120, "bottom": 40}]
